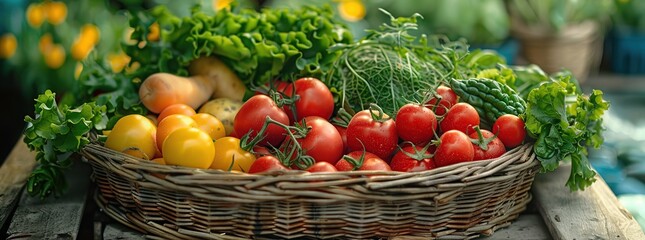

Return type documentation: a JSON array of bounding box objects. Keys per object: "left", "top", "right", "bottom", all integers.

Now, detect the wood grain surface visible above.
[{"left": 533, "top": 164, "right": 645, "bottom": 240}]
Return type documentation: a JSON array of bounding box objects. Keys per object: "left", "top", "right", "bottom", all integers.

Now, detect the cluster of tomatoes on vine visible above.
[{"left": 237, "top": 78, "right": 527, "bottom": 174}]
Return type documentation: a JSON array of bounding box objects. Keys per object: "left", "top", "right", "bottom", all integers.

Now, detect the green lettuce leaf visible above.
[
  {"left": 523, "top": 74, "right": 609, "bottom": 191},
  {"left": 23, "top": 90, "right": 107, "bottom": 198}
]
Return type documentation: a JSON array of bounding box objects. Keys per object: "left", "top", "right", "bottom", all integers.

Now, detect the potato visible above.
[
  {"left": 198, "top": 98, "right": 243, "bottom": 135},
  {"left": 188, "top": 56, "right": 247, "bottom": 102}
]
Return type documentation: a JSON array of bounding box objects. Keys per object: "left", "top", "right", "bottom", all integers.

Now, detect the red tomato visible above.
[
  {"left": 233, "top": 95, "right": 289, "bottom": 147},
  {"left": 283, "top": 77, "right": 334, "bottom": 122},
  {"left": 333, "top": 124, "right": 349, "bottom": 154},
  {"left": 427, "top": 85, "right": 458, "bottom": 115},
  {"left": 390, "top": 143, "right": 435, "bottom": 172},
  {"left": 492, "top": 114, "right": 527, "bottom": 148},
  {"left": 254, "top": 80, "right": 290, "bottom": 96},
  {"left": 469, "top": 129, "right": 506, "bottom": 160},
  {"left": 335, "top": 151, "right": 391, "bottom": 171},
  {"left": 434, "top": 130, "right": 474, "bottom": 167},
  {"left": 346, "top": 110, "right": 398, "bottom": 162},
  {"left": 306, "top": 162, "right": 338, "bottom": 173},
  {"left": 396, "top": 103, "right": 437, "bottom": 145},
  {"left": 252, "top": 146, "right": 273, "bottom": 158},
  {"left": 291, "top": 116, "right": 344, "bottom": 166},
  {"left": 440, "top": 102, "right": 480, "bottom": 134},
  {"left": 248, "top": 156, "right": 288, "bottom": 174}
]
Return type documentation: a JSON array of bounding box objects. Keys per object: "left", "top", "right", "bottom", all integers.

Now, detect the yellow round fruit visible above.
[
  {"left": 156, "top": 114, "right": 198, "bottom": 152},
  {"left": 210, "top": 136, "right": 256, "bottom": 172},
  {"left": 192, "top": 113, "right": 226, "bottom": 140},
  {"left": 105, "top": 114, "right": 158, "bottom": 159},
  {"left": 163, "top": 127, "right": 215, "bottom": 169}
]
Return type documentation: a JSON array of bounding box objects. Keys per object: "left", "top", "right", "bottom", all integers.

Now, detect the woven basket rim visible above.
[{"left": 82, "top": 141, "right": 535, "bottom": 178}]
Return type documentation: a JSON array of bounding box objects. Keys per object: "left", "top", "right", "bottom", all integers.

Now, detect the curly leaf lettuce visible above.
[
  {"left": 124, "top": 5, "right": 353, "bottom": 88},
  {"left": 524, "top": 75, "right": 609, "bottom": 191},
  {"left": 23, "top": 90, "right": 107, "bottom": 198}
]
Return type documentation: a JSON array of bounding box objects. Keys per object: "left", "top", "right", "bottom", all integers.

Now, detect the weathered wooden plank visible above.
[
  {"left": 533, "top": 164, "right": 645, "bottom": 240},
  {"left": 6, "top": 160, "right": 92, "bottom": 239},
  {"left": 0, "top": 137, "right": 36, "bottom": 230},
  {"left": 483, "top": 214, "right": 551, "bottom": 240},
  {"left": 103, "top": 223, "right": 146, "bottom": 240}
]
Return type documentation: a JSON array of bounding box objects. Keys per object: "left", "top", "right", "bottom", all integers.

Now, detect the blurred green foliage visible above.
[
  {"left": 507, "top": 0, "right": 615, "bottom": 32},
  {"left": 612, "top": 0, "right": 645, "bottom": 32}
]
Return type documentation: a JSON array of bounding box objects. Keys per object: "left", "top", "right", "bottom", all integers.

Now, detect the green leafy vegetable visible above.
[
  {"left": 23, "top": 90, "right": 107, "bottom": 198},
  {"left": 523, "top": 74, "right": 609, "bottom": 191},
  {"left": 75, "top": 57, "right": 147, "bottom": 129},
  {"left": 326, "top": 8, "right": 510, "bottom": 116},
  {"left": 124, "top": 4, "right": 353, "bottom": 88}
]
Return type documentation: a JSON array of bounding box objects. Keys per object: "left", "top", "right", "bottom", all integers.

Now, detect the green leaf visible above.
[
  {"left": 523, "top": 73, "right": 609, "bottom": 191},
  {"left": 23, "top": 90, "right": 107, "bottom": 199}
]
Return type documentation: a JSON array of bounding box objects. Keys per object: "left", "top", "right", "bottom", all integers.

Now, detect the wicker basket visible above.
[{"left": 81, "top": 142, "right": 539, "bottom": 239}]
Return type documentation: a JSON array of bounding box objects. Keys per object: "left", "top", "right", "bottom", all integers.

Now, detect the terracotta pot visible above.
[{"left": 511, "top": 20, "right": 602, "bottom": 82}]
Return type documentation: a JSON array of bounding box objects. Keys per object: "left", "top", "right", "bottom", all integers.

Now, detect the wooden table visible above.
[{"left": 1, "top": 139, "right": 644, "bottom": 240}]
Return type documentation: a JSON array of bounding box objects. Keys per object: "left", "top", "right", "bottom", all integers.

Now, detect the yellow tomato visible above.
[
  {"left": 163, "top": 128, "right": 215, "bottom": 169},
  {"left": 157, "top": 103, "right": 196, "bottom": 123},
  {"left": 26, "top": 3, "right": 45, "bottom": 28},
  {"left": 44, "top": 44, "right": 65, "bottom": 69},
  {"left": 210, "top": 137, "right": 256, "bottom": 172},
  {"left": 45, "top": 1, "right": 67, "bottom": 25},
  {"left": 192, "top": 113, "right": 226, "bottom": 140},
  {"left": 156, "top": 114, "right": 197, "bottom": 152},
  {"left": 151, "top": 157, "right": 166, "bottom": 165},
  {"left": 105, "top": 114, "right": 157, "bottom": 159},
  {"left": 0, "top": 33, "right": 17, "bottom": 59}
]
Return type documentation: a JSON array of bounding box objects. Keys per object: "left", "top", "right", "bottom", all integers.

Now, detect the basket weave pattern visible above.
[{"left": 82, "top": 143, "right": 539, "bottom": 239}]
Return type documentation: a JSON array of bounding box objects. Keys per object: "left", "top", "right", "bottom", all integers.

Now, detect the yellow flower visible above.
[
  {"left": 147, "top": 22, "right": 160, "bottom": 42},
  {"left": 81, "top": 24, "right": 100, "bottom": 45},
  {"left": 337, "top": 0, "right": 366, "bottom": 22},
  {"left": 107, "top": 52, "right": 131, "bottom": 73},
  {"left": 44, "top": 44, "right": 65, "bottom": 69},
  {"left": 74, "top": 62, "right": 83, "bottom": 80},
  {"left": 45, "top": 1, "right": 67, "bottom": 25},
  {"left": 26, "top": 3, "right": 45, "bottom": 28},
  {"left": 39, "top": 33, "right": 53, "bottom": 53},
  {"left": 0, "top": 33, "right": 18, "bottom": 59},
  {"left": 213, "top": 0, "right": 233, "bottom": 11},
  {"left": 71, "top": 39, "right": 93, "bottom": 61}
]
